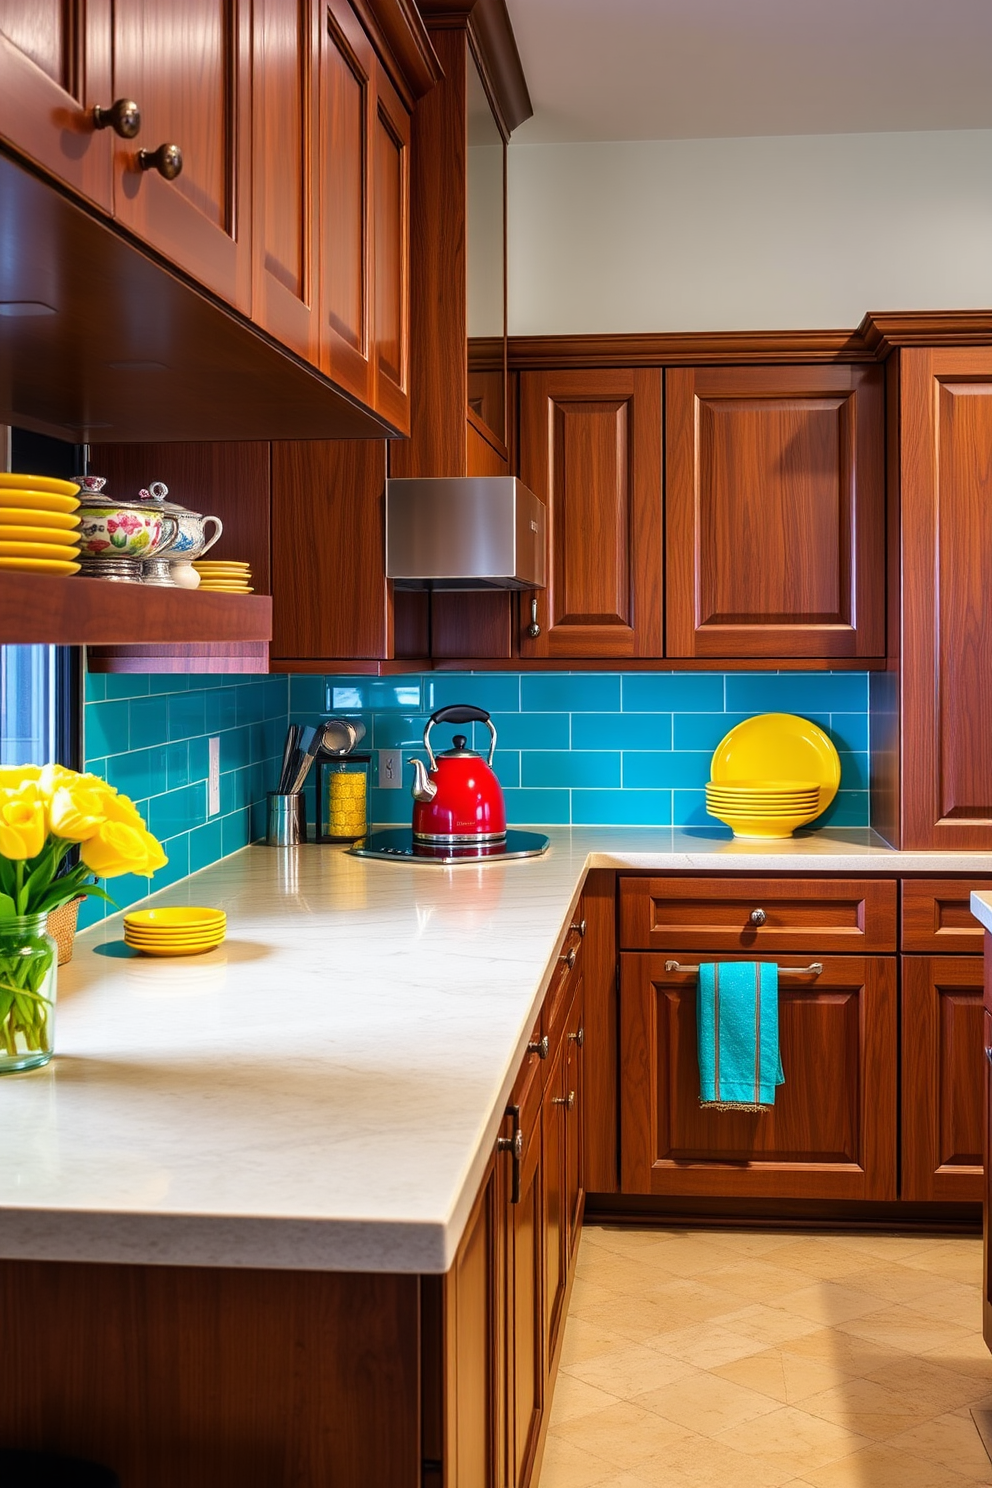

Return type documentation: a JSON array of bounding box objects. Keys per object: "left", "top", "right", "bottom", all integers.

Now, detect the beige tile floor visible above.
[{"left": 538, "top": 1225, "right": 992, "bottom": 1488}]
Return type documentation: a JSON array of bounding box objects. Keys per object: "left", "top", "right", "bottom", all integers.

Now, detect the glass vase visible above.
[{"left": 0, "top": 913, "right": 58, "bottom": 1073}]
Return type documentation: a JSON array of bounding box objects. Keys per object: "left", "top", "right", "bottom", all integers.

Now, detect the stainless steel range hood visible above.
[{"left": 385, "top": 477, "right": 546, "bottom": 590}]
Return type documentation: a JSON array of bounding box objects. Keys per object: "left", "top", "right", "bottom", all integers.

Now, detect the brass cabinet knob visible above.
[
  {"left": 139, "top": 143, "right": 184, "bottom": 180},
  {"left": 571, "top": 918, "right": 587, "bottom": 937},
  {"left": 749, "top": 908, "right": 767, "bottom": 926},
  {"left": 528, "top": 1034, "right": 549, "bottom": 1059},
  {"left": 561, "top": 946, "right": 576, "bottom": 970},
  {"left": 92, "top": 99, "right": 141, "bottom": 138}
]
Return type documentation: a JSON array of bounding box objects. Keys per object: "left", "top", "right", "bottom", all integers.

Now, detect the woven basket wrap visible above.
[{"left": 46, "top": 897, "right": 83, "bottom": 966}]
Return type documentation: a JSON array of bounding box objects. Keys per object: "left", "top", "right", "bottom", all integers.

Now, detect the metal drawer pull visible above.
[
  {"left": 497, "top": 1110, "right": 523, "bottom": 1202},
  {"left": 985, "top": 1047, "right": 992, "bottom": 1066},
  {"left": 665, "top": 960, "right": 823, "bottom": 977},
  {"left": 561, "top": 946, "right": 576, "bottom": 970},
  {"left": 572, "top": 918, "right": 587, "bottom": 937},
  {"left": 749, "top": 908, "right": 767, "bottom": 925},
  {"left": 527, "top": 596, "right": 541, "bottom": 638},
  {"left": 138, "top": 142, "right": 184, "bottom": 180},
  {"left": 568, "top": 1026, "right": 584, "bottom": 1047},
  {"left": 92, "top": 98, "right": 141, "bottom": 138},
  {"left": 552, "top": 1090, "right": 576, "bottom": 1110},
  {"left": 528, "top": 1034, "right": 549, "bottom": 1059}
]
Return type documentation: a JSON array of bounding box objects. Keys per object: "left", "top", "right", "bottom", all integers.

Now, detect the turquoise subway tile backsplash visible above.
[
  {"left": 292, "top": 671, "right": 872, "bottom": 831},
  {"left": 81, "top": 671, "right": 288, "bottom": 928}
]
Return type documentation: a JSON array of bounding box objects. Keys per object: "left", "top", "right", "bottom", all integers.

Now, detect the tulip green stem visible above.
[{"left": 14, "top": 861, "right": 24, "bottom": 916}]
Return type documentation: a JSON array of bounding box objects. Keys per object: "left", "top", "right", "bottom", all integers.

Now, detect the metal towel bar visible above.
[{"left": 664, "top": 960, "right": 823, "bottom": 977}]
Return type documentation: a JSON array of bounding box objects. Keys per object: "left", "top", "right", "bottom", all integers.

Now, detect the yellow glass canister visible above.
[{"left": 316, "top": 754, "right": 371, "bottom": 842}]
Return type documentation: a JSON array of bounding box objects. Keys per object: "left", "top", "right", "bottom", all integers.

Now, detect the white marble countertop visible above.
[
  {"left": 970, "top": 891, "right": 992, "bottom": 934},
  {"left": 1, "top": 826, "right": 990, "bottom": 1275}
]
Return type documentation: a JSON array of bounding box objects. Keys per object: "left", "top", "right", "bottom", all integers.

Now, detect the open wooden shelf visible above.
[{"left": 0, "top": 572, "right": 272, "bottom": 672}]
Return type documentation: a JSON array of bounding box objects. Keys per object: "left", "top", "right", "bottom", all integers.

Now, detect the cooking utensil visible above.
[
  {"left": 278, "top": 724, "right": 300, "bottom": 794},
  {"left": 289, "top": 724, "right": 319, "bottom": 794},
  {"left": 266, "top": 791, "right": 307, "bottom": 846},
  {"left": 409, "top": 704, "right": 506, "bottom": 845},
  {"left": 318, "top": 718, "right": 367, "bottom": 755}
]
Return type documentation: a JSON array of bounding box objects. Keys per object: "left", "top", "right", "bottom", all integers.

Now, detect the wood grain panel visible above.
[
  {"left": 270, "top": 438, "right": 390, "bottom": 661},
  {"left": 901, "top": 880, "right": 992, "bottom": 954},
  {"left": 900, "top": 348, "right": 992, "bottom": 848},
  {"left": 0, "top": 4, "right": 112, "bottom": 208},
  {"left": 666, "top": 364, "right": 884, "bottom": 658},
  {"left": 320, "top": 0, "right": 373, "bottom": 403},
  {"left": 252, "top": 0, "right": 319, "bottom": 360},
  {"left": 509, "top": 1062, "right": 544, "bottom": 1488},
  {"left": 902, "top": 956, "right": 984, "bottom": 1202},
  {"left": 372, "top": 63, "right": 410, "bottom": 429},
  {"left": 0, "top": 573, "right": 270, "bottom": 646},
  {"left": 507, "top": 329, "right": 875, "bottom": 370},
  {"left": 518, "top": 368, "right": 662, "bottom": 659},
  {"left": 619, "top": 952, "right": 897, "bottom": 1201},
  {"left": 580, "top": 869, "right": 619, "bottom": 1195},
  {"left": 0, "top": 1260, "right": 419, "bottom": 1488},
  {"left": 542, "top": 1023, "right": 568, "bottom": 1377},
  {"left": 620, "top": 876, "right": 897, "bottom": 954},
  {"left": 97, "top": 440, "right": 271, "bottom": 594},
  {"left": 111, "top": 0, "right": 252, "bottom": 311}
]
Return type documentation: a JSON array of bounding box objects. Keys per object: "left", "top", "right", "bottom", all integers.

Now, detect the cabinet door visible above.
[
  {"left": 902, "top": 956, "right": 984, "bottom": 1202},
  {"left": 252, "top": 0, "right": 319, "bottom": 360},
  {"left": 565, "top": 978, "right": 585, "bottom": 1261},
  {"left": 507, "top": 1063, "right": 544, "bottom": 1488},
  {"left": 666, "top": 364, "right": 884, "bottom": 659},
  {"left": 0, "top": 0, "right": 112, "bottom": 207},
  {"left": 371, "top": 61, "right": 410, "bottom": 432},
  {"left": 441, "top": 1146, "right": 506, "bottom": 1488},
  {"left": 619, "top": 952, "right": 897, "bottom": 1201},
  {"left": 542, "top": 1028, "right": 568, "bottom": 1371},
  {"left": 983, "top": 994, "right": 992, "bottom": 1352},
  {"left": 518, "top": 368, "right": 663, "bottom": 658},
  {"left": 900, "top": 348, "right": 992, "bottom": 849},
  {"left": 111, "top": 0, "right": 252, "bottom": 311}
]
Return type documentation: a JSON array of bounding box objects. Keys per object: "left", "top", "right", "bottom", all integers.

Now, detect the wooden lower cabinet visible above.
[
  {"left": 902, "top": 956, "right": 985, "bottom": 1202},
  {"left": 619, "top": 952, "right": 898, "bottom": 1201}
]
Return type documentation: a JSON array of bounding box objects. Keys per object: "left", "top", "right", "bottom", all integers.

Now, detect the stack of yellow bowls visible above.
[
  {"left": 193, "top": 560, "right": 253, "bottom": 593},
  {"left": 706, "top": 713, "right": 841, "bottom": 839},
  {"left": 123, "top": 906, "right": 226, "bottom": 956},
  {"left": 0, "top": 473, "right": 82, "bottom": 574},
  {"left": 705, "top": 779, "right": 822, "bottom": 838}
]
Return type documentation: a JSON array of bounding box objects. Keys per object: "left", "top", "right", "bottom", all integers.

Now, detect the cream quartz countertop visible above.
[
  {"left": 1, "top": 827, "right": 991, "bottom": 1276},
  {"left": 970, "top": 891, "right": 992, "bottom": 933}
]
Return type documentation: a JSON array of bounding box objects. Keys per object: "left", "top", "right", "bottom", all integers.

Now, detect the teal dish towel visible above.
[{"left": 697, "top": 962, "right": 785, "bottom": 1111}]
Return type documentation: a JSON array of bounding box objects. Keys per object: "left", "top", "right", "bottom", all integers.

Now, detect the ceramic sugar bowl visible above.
[
  {"left": 139, "top": 483, "right": 224, "bottom": 588},
  {"left": 76, "top": 478, "right": 179, "bottom": 583}
]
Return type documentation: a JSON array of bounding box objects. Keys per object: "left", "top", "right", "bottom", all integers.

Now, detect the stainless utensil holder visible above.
[{"left": 266, "top": 792, "right": 306, "bottom": 846}]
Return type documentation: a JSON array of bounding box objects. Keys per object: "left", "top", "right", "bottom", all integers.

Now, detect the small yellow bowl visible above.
[
  {"left": 706, "top": 810, "right": 819, "bottom": 839},
  {"left": 125, "top": 907, "right": 225, "bottom": 931}
]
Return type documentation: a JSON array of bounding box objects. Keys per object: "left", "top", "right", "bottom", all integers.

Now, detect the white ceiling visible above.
[{"left": 504, "top": 0, "right": 992, "bottom": 143}]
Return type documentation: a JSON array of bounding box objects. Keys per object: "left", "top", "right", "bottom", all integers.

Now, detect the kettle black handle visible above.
[
  {"left": 430, "top": 704, "right": 490, "bottom": 727},
  {"left": 423, "top": 705, "right": 497, "bottom": 769}
]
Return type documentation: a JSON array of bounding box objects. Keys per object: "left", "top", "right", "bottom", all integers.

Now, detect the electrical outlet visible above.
[
  {"left": 207, "top": 736, "right": 221, "bottom": 816},
  {"left": 378, "top": 749, "right": 402, "bottom": 788}
]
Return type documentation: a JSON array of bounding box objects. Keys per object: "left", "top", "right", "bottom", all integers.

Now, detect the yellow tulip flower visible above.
[
  {"left": 0, "top": 789, "right": 47, "bottom": 860},
  {"left": 48, "top": 783, "right": 113, "bottom": 842},
  {"left": 80, "top": 820, "right": 168, "bottom": 878}
]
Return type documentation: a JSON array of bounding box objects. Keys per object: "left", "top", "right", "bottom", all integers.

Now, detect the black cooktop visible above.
[{"left": 349, "top": 829, "right": 551, "bottom": 865}]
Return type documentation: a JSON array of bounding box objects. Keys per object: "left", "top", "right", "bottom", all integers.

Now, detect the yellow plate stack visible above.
[
  {"left": 706, "top": 713, "right": 841, "bottom": 839},
  {"left": 123, "top": 906, "right": 226, "bottom": 956},
  {"left": 0, "top": 473, "right": 82, "bottom": 574},
  {"left": 193, "top": 560, "right": 253, "bottom": 593}
]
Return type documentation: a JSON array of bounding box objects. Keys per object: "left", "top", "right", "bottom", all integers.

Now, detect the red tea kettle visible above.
[{"left": 409, "top": 705, "right": 507, "bottom": 844}]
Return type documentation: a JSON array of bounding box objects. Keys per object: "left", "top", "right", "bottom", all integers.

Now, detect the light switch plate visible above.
[
  {"left": 207, "top": 736, "right": 221, "bottom": 816},
  {"left": 378, "top": 749, "right": 402, "bottom": 788}
]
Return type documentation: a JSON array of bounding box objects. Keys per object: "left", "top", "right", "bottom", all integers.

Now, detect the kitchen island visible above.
[{"left": 1, "top": 828, "right": 990, "bottom": 1487}]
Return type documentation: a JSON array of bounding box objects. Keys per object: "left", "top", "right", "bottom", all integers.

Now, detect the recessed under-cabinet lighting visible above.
[{"left": 0, "top": 301, "right": 56, "bottom": 317}]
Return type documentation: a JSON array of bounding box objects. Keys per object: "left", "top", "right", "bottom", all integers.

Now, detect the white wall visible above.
[{"left": 507, "top": 130, "right": 992, "bottom": 333}]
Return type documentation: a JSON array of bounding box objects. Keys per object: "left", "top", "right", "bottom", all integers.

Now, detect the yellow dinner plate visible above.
[
  {"left": 0, "top": 489, "right": 80, "bottom": 513},
  {"left": 126, "top": 940, "right": 225, "bottom": 958},
  {"left": 0, "top": 526, "right": 81, "bottom": 546},
  {"left": 194, "top": 563, "right": 250, "bottom": 571},
  {"left": 0, "top": 540, "right": 84, "bottom": 560},
  {"left": 125, "top": 937, "right": 226, "bottom": 951},
  {"left": 710, "top": 713, "right": 840, "bottom": 812},
  {"left": 124, "top": 930, "right": 226, "bottom": 945},
  {"left": 0, "top": 556, "right": 81, "bottom": 574},
  {"left": 194, "top": 566, "right": 251, "bottom": 575},
  {"left": 0, "top": 473, "right": 80, "bottom": 497},
  {"left": 125, "top": 907, "right": 225, "bottom": 930},
  {"left": 199, "top": 586, "right": 254, "bottom": 593},
  {"left": 0, "top": 507, "right": 80, "bottom": 530}
]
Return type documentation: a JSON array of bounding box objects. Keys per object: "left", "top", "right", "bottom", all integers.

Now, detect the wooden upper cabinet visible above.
[
  {"left": 666, "top": 364, "right": 884, "bottom": 659},
  {"left": 252, "top": 0, "right": 319, "bottom": 360},
  {"left": 0, "top": 0, "right": 113, "bottom": 208},
  {"left": 518, "top": 368, "right": 663, "bottom": 658},
  {"left": 319, "top": 0, "right": 410, "bottom": 429},
  {"left": 110, "top": 0, "right": 252, "bottom": 312},
  {"left": 900, "top": 348, "right": 992, "bottom": 849}
]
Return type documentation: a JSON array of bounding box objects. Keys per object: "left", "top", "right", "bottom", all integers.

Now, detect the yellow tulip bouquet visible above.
[{"left": 0, "top": 764, "right": 167, "bottom": 1069}]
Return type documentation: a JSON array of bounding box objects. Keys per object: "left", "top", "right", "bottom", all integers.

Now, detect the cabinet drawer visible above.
[
  {"left": 620, "top": 876, "right": 897, "bottom": 953},
  {"left": 901, "top": 879, "right": 991, "bottom": 953},
  {"left": 543, "top": 924, "right": 584, "bottom": 1041}
]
